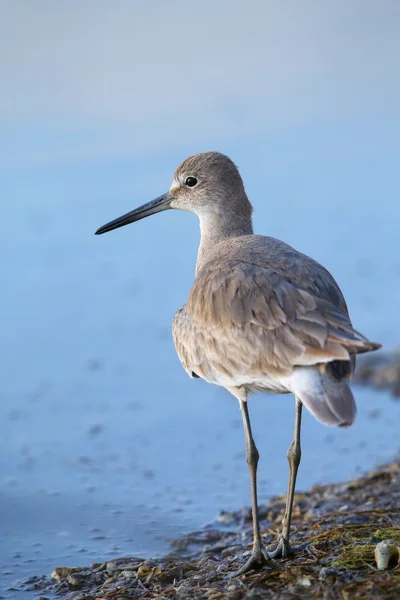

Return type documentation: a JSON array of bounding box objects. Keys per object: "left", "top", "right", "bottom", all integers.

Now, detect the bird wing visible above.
[{"left": 173, "top": 259, "right": 380, "bottom": 383}]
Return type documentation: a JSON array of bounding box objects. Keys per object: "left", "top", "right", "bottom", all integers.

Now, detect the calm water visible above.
[{"left": 1, "top": 141, "right": 399, "bottom": 597}]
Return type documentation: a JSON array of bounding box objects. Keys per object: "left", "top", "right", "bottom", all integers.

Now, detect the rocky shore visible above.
[{"left": 24, "top": 457, "right": 400, "bottom": 600}]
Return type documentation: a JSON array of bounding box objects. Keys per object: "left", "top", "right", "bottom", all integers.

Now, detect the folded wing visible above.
[{"left": 173, "top": 259, "right": 380, "bottom": 385}]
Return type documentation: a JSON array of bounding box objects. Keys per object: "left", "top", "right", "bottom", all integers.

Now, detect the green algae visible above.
[{"left": 332, "top": 526, "right": 400, "bottom": 570}]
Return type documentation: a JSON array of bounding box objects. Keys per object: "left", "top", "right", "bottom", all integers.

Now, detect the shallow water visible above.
[
  {"left": 1, "top": 141, "right": 399, "bottom": 597},
  {"left": 1, "top": 383, "right": 399, "bottom": 598}
]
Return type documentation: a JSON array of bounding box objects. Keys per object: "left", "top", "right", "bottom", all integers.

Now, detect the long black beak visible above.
[{"left": 95, "top": 192, "right": 173, "bottom": 235}]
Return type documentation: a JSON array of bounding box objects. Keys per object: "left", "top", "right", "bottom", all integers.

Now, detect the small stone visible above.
[
  {"left": 227, "top": 580, "right": 243, "bottom": 591},
  {"left": 320, "top": 567, "right": 344, "bottom": 580},
  {"left": 221, "top": 545, "right": 242, "bottom": 557},
  {"left": 297, "top": 576, "right": 312, "bottom": 587},
  {"left": 137, "top": 565, "right": 152, "bottom": 580},
  {"left": 375, "top": 539, "right": 400, "bottom": 570},
  {"left": 51, "top": 567, "right": 75, "bottom": 582},
  {"left": 67, "top": 574, "right": 81, "bottom": 588},
  {"left": 217, "top": 511, "right": 235, "bottom": 525},
  {"left": 119, "top": 570, "right": 136, "bottom": 578}
]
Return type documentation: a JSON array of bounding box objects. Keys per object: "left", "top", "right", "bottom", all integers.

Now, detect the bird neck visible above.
[{"left": 196, "top": 206, "right": 253, "bottom": 274}]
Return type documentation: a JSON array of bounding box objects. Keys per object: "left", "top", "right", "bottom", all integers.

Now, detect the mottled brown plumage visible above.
[{"left": 174, "top": 246, "right": 378, "bottom": 388}]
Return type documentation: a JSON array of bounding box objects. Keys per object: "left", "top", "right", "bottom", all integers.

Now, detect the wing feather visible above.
[{"left": 173, "top": 259, "right": 380, "bottom": 385}]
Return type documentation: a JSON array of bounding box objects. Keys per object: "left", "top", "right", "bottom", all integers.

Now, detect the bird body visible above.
[
  {"left": 173, "top": 230, "right": 377, "bottom": 428},
  {"left": 96, "top": 151, "right": 381, "bottom": 576}
]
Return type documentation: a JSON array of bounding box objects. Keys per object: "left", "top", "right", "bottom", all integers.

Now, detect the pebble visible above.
[
  {"left": 375, "top": 539, "right": 400, "bottom": 570},
  {"left": 119, "top": 570, "right": 136, "bottom": 578}
]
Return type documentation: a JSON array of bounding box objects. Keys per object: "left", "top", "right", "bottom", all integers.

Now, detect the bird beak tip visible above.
[{"left": 94, "top": 192, "right": 172, "bottom": 236}]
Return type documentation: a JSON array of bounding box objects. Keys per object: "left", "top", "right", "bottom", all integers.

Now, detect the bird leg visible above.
[
  {"left": 231, "top": 398, "right": 277, "bottom": 577},
  {"left": 268, "top": 397, "right": 307, "bottom": 558}
]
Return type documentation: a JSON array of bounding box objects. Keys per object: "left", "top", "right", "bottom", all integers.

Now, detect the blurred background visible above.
[{"left": 1, "top": 1, "right": 399, "bottom": 596}]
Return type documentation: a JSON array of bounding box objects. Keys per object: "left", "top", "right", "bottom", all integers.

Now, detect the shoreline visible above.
[{"left": 24, "top": 456, "right": 400, "bottom": 600}]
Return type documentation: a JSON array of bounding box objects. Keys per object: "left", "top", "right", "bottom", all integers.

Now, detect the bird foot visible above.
[
  {"left": 268, "top": 537, "right": 308, "bottom": 559},
  {"left": 230, "top": 545, "right": 280, "bottom": 578}
]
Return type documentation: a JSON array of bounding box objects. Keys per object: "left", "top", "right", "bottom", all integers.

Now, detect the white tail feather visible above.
[{"left": 290, "top": 366, "right": 356, "bottom": 427}]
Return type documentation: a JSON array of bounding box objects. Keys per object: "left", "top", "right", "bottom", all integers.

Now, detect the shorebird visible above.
[{"left": 95, "top": 152, "right": 381, "bottom": 576}]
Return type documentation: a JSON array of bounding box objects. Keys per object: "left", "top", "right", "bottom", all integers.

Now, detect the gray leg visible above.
[
  {"left": 269, "top": 396, "right": 307, "bottom": 558},
  {"left": 231, "top": 398, "right": 277, "bottom": 577}
]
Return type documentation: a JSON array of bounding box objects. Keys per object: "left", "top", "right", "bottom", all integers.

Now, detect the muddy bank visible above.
[{"left": 24, "top": 458, "right": 400, "bottom": 600}]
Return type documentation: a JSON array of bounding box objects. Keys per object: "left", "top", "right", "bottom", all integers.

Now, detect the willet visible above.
[{"left": 95, "top": 151, "right": 381, "bottom": 576}]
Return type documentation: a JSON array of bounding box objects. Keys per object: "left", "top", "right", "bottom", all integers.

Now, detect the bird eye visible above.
[{"left": 185, "top": 176, "right": 198, "bottom": 187}]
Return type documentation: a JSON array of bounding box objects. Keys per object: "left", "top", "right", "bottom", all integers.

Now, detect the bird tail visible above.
[{"left": 290, "top": 361, "right": 357, "bottom": 427}]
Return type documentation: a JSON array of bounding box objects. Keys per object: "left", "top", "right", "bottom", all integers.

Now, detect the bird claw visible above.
[
  {"left": 268, "top": 537, "right": 308, "bottom": 559},
  {"left": 230, "top": 538, "right": 308, "bottom": 576},
  {"left": 230, "top": 545, "right": 280, "bottom": 578}
]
